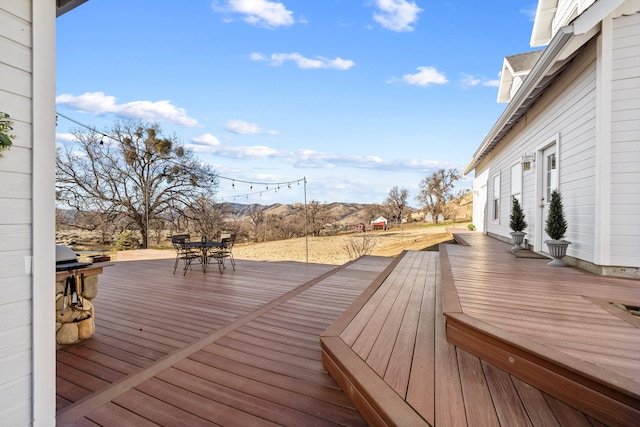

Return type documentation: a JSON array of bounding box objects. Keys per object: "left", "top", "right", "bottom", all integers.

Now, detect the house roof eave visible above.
[
  {"left": 463, "top": 25, "right": 575, "bottom": 176},
  {"left": 57, "top": 0, "right": 90, "bottom": 17},
  {"left": 530, "top": 0, "right": 558, "bottom": 47}
]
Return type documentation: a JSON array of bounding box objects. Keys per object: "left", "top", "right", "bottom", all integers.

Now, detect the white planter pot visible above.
[
  {"left": 510, "top": 231, "right": 526, "bottom": 250},
  {"left": 545, "top": 240, "right": 571, "bottom": 266}
]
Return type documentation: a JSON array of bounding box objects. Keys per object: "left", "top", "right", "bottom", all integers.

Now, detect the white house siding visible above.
[
  {"left": 610, "top": 12, "right": 640, "bottom": 266},
  {"left": 0, "top": 2, "right": 34, "bottom": 425},
  {"left": 476, "top": 41, "right": 599, "bottom": 262}
]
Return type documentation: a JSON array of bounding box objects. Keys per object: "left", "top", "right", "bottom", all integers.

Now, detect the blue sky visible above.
[{"left": 56, "top": 0, "right": 539, "bottom": 206}]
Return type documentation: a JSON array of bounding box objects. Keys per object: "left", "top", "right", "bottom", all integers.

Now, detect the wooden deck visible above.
[
  {"left": 56, "top": 256, "right": 395, "bottom": 426},
  {"left": 57, "top": 235, "right": 640, "bottom": 426},
  {"left": 443, "top": 232, "right": 640, "bottom": 426},
  {"left": 321, "top": 234, "right": 640, "bottom": 426}
]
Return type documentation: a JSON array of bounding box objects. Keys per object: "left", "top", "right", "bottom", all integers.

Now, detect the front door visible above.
[{"left": 539, "top": 145, "right": 558, "bottom": 249}]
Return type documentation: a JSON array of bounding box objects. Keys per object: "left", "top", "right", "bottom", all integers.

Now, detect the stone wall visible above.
[{"left": 55, "top": 265, "right": 109, "bottom": 345}]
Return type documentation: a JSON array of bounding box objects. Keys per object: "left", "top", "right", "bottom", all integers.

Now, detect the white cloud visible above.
[
  {"left": 459, "top": 73, "right": 500, "bottom": 88},
  {"left": 521, "top": 6, "right": 537, "bottom": 22},
  {"left": 460, "top": 73, "right": 481, "bottom": 87},
  {"left": 250, "top": 52, "right": 355, "bottom": 70},
  {"left": 56, "top": 92, "right": 199, "bottom": 127},
  {"left": 191, "top": 136, "right": 450, "bottom": 173},
  {"left": 224, "top": 119, "right": 278, "bottom": 135},
  {"left": 212, "top": 0, "right": 294, "bottom": 29},
  {"left": 192, "top": 133, "right": 221, "bottom": 146},
  {"left": 55, "top": 132, "right": 78, "bottom": 143},
  {"left": 392, "top": 66, "right": 448, "bottom": 87},
  {"left": 372, "top": 0, "right": 423, "bottom": 32}
]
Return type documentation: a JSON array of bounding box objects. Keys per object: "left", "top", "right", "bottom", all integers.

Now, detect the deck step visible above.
[
  {"left": 321, "top": 247, "right": 629, "bottom": 426},
  {"left": 440, "top": 235, "right": 640, "bottom": 426}
]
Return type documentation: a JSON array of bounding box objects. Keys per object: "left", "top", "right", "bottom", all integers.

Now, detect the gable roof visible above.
[
  {"left": 496, "top": 50, "right": 545, "bottom": 103},
  {"left": 463, "top": 26, "right": 575, "bottom": 175},
  {"left": 463, "top": 0, "right": 632, "bottom": 176}
]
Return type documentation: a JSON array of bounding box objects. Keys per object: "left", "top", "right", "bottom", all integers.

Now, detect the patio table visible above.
[{"left": 184, "top": 240, "right": 222, "bottom": 272}]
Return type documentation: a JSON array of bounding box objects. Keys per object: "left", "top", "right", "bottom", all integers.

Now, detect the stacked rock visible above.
[{"left": 55, "top": 274, "right": 98, "bottom": 345}]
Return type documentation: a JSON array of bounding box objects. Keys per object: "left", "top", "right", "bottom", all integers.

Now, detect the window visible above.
[
  {"left": 546, "top": 153, "right": 557, "bottom": 201},
  {"left": 510, "top": 163, "right": 522, "bottom": 203},
  {"left": 493, "top": 174, "right": 500, "bottom": 221}
]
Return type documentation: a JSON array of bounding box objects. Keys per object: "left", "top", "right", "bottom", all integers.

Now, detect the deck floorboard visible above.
[
  {"left": 57, "top": 256, "right": 392, "bottom": 426},
  {"left": 321, "top": 233, "right": 640, "bottom": 426},
  {"left": 58, "top": 234, "right": 639, "bottom": 425}
]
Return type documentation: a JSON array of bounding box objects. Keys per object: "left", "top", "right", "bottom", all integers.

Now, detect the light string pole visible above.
[
  {"left": 304, "top": 177, "right": 308, "bottom": 263},
  {"left": 215, "top": 175, "right": 309, "bottom": 263}
]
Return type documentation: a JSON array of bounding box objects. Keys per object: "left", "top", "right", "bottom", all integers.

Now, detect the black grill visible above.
[{"left": 56, "top": 245, "right": 92, "bottom": 272}]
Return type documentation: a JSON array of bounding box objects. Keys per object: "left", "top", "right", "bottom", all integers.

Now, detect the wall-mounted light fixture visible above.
[{"left": 522, "top": 152, "right": 535, "bottom": 171}]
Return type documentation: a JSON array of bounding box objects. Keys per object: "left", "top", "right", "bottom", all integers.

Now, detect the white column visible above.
[{"left": 32, "top": 0, "right": 57, "bottom": 425}]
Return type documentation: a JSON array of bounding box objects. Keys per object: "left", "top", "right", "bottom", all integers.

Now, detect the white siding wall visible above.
[
  {"left": 0, "top": 3, "right": 33, "bottom": 425},
  {"left": 610, "top": 12, "right": 640, "bottom": 266},
  {"left": 476, "top": 40, "right": 598, "bottom": 260}
]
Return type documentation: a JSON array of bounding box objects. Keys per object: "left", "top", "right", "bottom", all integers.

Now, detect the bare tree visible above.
[
  {"left": 415, "top": 169, "right": 461, "bottom": 224},
  {"left": 184, "top": 195, "right": 229, "bottom": 240},
  {"left": 270, "top": 211, "right": 304, "bottom": 240},
  {"left": 306, "top": 200, "right": 336, "bottom": 237},
  {"left": 248, "top": 208, "right": 265, "bottom": 242},
  {"left": 56, "top": 120, "right": 217, "bottom": 248},
  {"left": 444, "top": 189, "right": 471, "bottom": 224},
  {"left": 364, "top": 203, "right": 384, "bottom": 223},
  {"left": 386, "top": 186, "right": 409, "bottom": 226}
]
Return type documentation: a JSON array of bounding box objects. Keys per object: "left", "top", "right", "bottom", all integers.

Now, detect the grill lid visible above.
[
  {"left": 56, "top": 245, "right": 92, "bottom": 271},
  {"left": 56, "top": 245, "right": 78, "bottom": 263}
]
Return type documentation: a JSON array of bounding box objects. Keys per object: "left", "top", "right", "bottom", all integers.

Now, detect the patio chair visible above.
[
  {"left": 208, "top": 233, "right": 236, "bottom": 273},
  {"left": 171, "top": 234, "right": 203, "bottom": 275}
]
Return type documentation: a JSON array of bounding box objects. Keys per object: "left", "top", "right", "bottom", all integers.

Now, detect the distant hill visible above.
[
  {"left": 225, "top": 191, "right": 472, "bottom": 226},
  {"left": 226, "top": 201, "right": 433, "bottom": 226}
]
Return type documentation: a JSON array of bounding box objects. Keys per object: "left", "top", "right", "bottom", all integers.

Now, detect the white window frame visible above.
[{"left": 492, "top": 173, "right": 501, "bottom": 222}]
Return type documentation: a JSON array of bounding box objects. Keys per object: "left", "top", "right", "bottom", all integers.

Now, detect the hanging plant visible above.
[{"left": 0, "top": 112, "right": 15, "bottom": 156}]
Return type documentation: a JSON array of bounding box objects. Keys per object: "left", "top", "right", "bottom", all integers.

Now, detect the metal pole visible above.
[
  {"left": 304, "top": 177, "right": 308, "bottom": 263},
  {"left": 145, "top": 165, "right": 149, "bottom": 249}
]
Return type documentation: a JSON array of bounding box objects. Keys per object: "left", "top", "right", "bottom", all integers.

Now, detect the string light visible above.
[{"left": 56, "top": 110, "right": 306, "bottom": 203}]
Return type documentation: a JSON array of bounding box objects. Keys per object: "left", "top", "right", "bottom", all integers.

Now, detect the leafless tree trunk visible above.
[{"left": 415, "top": 169, "right": 461, "bottom": 224}]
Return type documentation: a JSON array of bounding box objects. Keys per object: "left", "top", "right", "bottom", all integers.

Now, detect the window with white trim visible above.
[{"left": 493, "top": 174, "right": 500, "bottom": 221}]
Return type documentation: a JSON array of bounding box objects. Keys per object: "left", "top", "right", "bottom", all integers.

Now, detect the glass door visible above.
[{"left": 539, "top": 145, "right": 558, "bottom": 246}]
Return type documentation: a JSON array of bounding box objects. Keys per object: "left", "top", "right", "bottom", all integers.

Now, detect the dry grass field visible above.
[
  {"left": 233, "top": 225, "right": 457, "bottom": 265},
  {"left": 110, "top": 223, "right": 464, "bottom": 265}
]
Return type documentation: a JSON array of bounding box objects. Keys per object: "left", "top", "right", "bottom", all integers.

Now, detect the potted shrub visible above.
[
  {"left": 509, "top": 198, "right": 527, "bottom": 250},
  {"left": 545, "top": 189, "right": 571, "bottom": 266},
  {"left": 0, "top": 112, "right": 14, "bottom": 157}
]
